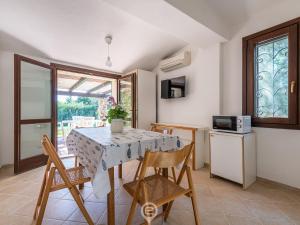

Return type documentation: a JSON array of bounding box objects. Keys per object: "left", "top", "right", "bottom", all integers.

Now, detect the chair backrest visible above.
[
  {"left": 41, "top": 135, "right": 71, "bottom": 185},
  {"left": 151, "top": 126, "right": 173, "bottom": 135},
  {"left": 72, "top": 116, "right": 95, "bottom": 121},
  {"left": 138, "top": 143, "right": 194, "bottom": 180}
]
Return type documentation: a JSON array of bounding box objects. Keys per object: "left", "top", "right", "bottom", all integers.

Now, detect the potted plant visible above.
[{"left": 107, "top": 97, "right": 128, "bottom": 133}]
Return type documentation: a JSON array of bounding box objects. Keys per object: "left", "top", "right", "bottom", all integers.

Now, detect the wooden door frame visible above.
[
  {"left": 118, "top": 72, "right": 137, "bottom": 128},
  {"left": 14, "top": 54, "right": 54, "bottom": 173},
  {"left": 51, "top": 63, "right": 121, "bottom": 148}
]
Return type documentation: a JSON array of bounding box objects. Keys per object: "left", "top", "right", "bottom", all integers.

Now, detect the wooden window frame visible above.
[{"left": 243, "top": 17, "right": 300, "bottom": 129}]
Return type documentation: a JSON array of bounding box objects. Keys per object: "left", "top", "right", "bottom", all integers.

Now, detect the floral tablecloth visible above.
[{"left": 66, "top": 127, "right": 183, "bottom": 197}]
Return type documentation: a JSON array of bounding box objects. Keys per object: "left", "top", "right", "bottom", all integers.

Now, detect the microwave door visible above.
[{"left": 214, "top": 117, "right": 237, "bottom": 132}]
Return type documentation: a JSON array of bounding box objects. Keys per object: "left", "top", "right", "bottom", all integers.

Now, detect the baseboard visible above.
[
  {"left": 257, "top": 176, "right": 300, "bottom": 192},
  {"left": 0, "top": 164, "right": 13, "bottom": 169}
]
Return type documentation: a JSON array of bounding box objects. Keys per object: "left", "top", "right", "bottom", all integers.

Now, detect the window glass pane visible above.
[
  {"left": 20, "top": 123, "right": 51, "bottom": 159},
  {"left": 255, "top": 35, "right": 289, "bottom": 118},
  {"left": 21, "top": 61, "right": 52, "bottom": 120}
]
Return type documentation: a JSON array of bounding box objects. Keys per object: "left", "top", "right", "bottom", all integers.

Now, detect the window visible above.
[
  {"left": 243, "top": 20, "right": 299, "bottom": 129},
  {"left": 255, "top": 35, "right": 289, "bottom": 118}
]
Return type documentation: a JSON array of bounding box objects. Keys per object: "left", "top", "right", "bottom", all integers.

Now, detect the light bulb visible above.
[{"left": 106, "top": 56, "right": 112, "bottom": 67}]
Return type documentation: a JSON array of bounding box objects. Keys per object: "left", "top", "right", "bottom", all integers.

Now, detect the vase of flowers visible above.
[{"left": 107, "top": 97, "right": 128, "bottom": 133}]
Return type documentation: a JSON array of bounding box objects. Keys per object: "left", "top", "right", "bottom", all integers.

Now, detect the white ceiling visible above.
[
  {"left": 0, "top": 0, "right": 186, "bottom": 73},
  {"left": 0, "top": 0, "right": 283, "bottom": 73},
  {"left": 205, "top": 0, "right": 282, "bottom": 31}
]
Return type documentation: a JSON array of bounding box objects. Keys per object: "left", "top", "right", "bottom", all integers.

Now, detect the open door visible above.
[
  {"left": 14, "top": 55, "right": 55, "bottom": 174},
  {"left": 118, "top": 73, "right": 137, "bottom": 128}
]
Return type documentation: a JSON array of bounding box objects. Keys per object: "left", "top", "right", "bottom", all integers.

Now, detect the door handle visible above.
[{"left": 291, "top": 81, "right": 296, "bottom": 94}]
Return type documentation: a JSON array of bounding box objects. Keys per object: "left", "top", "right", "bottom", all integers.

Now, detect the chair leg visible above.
[
  {"left": 134, "top": 161, "right": 142, "bottom": 181},
  {"left": 164, "top": 166, "right": 187, "bottom": 221},
  {"left": 186, "top": 167, "right": 201, "bottom": 225},
  {"left": 126, "top": 199, "right": 138, "bottom": 225},
  {"left": 34, "top": 175, "right": 47, "bottom": 219},
  {"left": 171, "top": 167, "right": 176, "bottom": 183},
  {"left": 74, "top": 183, "right": 85, "bottom": 203},
  {"left": 78, "top": 162, "right": 84, "bottom": 190},
  {"left": 69, "top": 187, "right": 94, "bottom": 225},
  {"left": 163, "top": 202, "right": 173, "bottom": 221},
  {"left": 190, "top": 194, "right": 201, "bottom": 225},
  {"left": 36, "top": 169, "right": 54, "bottom": 225}
]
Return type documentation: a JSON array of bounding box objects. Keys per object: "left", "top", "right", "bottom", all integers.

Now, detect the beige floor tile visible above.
[
  {"left": 42, "top": 218, "right": 65, "bottom": 225},
  {"left": 14, "top": 198, "right": 37, "bottom": 216},
  {"left": 246, "top": 201, "right": 288, "bottom": 221},
  {"left": 1, "top": 159, "right": 300, "bottom": 225},
  {"left": 62, "top": 187, "right": 94, "bottom": 201},
  {"left": 0, "top": 194, "right": 34, "bottom": 215},
  {"left": 260, "top": 217, "right": 295, "bottom": 225},
  {"left": 85, "top": 192, "right": 107, "bottom": 203},
  {"left": 276, "top": 203, "right": 300, "bottom": 223},
  {"left": 0, "top": 214, "right": 34, "bottom": 225},
  {"left": 115, "top": 187, "right": 134, "bottom": 205},
  {"left": 166, "top": 208, "right": 198, "bottom": 225},
  {"left": 49, "top": 189, "right": 69, "bottom": 199},
  {"left": 171, "top": 196, "right": 193, "bottom": 212},
  {"left": 63, "top": 221, "right": 87, "bottom": 225},
  {"left": 44, "top": 199, "right": 78, "bottom": 220},
  {"left": 99, "top": 204, "right": 144, "bottom": 225},
  {"left": 67, "top": 202, "right": 106, "bottom": 223},
  {"left": 200, "top": 213, "right": 229, "bottom": 225},
  {"left": 226, "top": 215, "right": 262, "bottom": 225},
  {"left": 197, "top": 196, "right": 224, "bottom": 215},
  {"left": 221, "top": 197, "right": 255, "bottom": 218}
]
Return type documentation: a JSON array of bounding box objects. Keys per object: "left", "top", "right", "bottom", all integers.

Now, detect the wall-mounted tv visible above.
[{"left": 161, "top": 76, "right": 186, "bottom": 99}]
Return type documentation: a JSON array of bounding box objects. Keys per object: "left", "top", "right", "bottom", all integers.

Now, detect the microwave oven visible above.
[{"left": 212, "top": 115, "right": 251, "bottom": 134}]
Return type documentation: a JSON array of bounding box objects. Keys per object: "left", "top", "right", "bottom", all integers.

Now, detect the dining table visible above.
[{"left": 66, "top": 126, "right": 184, "bottom": 225}]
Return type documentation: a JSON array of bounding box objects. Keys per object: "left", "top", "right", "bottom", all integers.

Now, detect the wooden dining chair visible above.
[
  {"left": 34, "top": 135, "right": 94, "bottom": 225},
  {"left": 133, "top": 126, "right": 176, "bottom": 181},
  {"left": 124, "top": 142, "right": 200, "bottom": 225}
]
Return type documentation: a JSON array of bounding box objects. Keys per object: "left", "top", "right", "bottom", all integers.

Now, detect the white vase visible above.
[{"left": 110, "top": 119, "right": 124, "bottom": 133}]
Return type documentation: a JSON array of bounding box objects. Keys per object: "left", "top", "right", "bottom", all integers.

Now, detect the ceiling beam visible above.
[
  {"left": 57, "top": 91, "right": 108, "bottom": 98},
  {"left": 69, "top": 78, "right": 87, "bottom": 92},
  {"left": 87, "top": 81, "right": 111, "bottom": 93},
  {"left": 102, "top": 90, "right": 112, "bottom": 95}
]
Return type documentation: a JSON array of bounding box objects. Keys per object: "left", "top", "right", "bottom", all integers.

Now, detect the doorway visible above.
[
  {"left": 54, "top": 67, "right": 118, "bottom": 158},
  {"left": 14, "top": 56, "right": 120, "bottom": 173}
]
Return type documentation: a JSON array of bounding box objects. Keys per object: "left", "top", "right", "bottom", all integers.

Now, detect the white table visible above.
[{"left": 66, "top": 127, "right": 183, "bottom": 225}]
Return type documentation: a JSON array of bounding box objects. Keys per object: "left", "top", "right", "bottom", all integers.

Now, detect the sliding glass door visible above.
[{"left": 14, "top": 55, "right": 55, "bottom": 173}]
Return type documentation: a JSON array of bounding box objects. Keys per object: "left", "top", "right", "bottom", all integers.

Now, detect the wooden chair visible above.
[
  {"left": 150, "top": 126, "right": 173, "bottom": 135},
  {"left": 34, "top": 135, "right": 94, "bottom": 225},
  {"left": 133, "top": 126, "right": 175, "bottom": 181},
  {"left": 124, "top": 143, "right": 200, "bottom": 225}
]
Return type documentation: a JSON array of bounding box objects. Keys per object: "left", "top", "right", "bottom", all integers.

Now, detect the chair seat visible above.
[
  {"left": 123, "top": 174, "right": 190, "bottom": 207},
  {"left": 52, "top": 166, "right": 91, "bottom": 190}
]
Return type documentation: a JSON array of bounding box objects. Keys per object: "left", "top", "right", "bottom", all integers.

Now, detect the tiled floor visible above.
[{"left": 0, "top": 159, "right": 300, "bottom": 225}]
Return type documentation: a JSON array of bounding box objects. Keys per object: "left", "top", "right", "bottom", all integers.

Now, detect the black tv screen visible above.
[{"left": 161, "top": 76, "right": 186, "bottom": 99}]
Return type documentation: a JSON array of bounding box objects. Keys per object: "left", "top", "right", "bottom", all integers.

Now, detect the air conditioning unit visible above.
[{"left": 160, "top": 51, "right": 191, "bottom": 72}]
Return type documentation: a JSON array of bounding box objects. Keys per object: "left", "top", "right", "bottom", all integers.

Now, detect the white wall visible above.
[
  {"left": 155, "top": 44, "right": 221, "bottom": 162},
  {"left": 222, "top": 0, "right": 300, "bottom": 188},
  {"left": 0, "top": 51, "right": 14, "bottom": 166}
]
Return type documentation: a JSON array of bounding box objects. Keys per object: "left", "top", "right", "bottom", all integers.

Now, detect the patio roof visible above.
[{"left": 57, "top": 70, "right": 114, "bottom": 98}]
